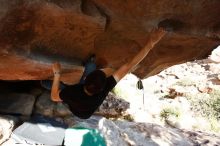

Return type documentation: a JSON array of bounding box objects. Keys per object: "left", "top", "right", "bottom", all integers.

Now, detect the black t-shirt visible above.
[{"left": 60, "top": 76, "right": 117, "bottom": 119}]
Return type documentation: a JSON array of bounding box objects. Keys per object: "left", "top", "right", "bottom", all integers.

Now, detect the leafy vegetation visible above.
[
  {"left": 209, "top": 118, "right": 220, "bottom": 132},
  {"left": 185, "top": 89, "right": 220, "bottom": 120},
  {"left": 183, "top": 89, "right": 220, "bottom": 132},
  {"left": 209, "top": 89, "right": 220, "bottom": 119},
  {"left": 174, "top": 78, "right": 196, "bottom": 87},
  {"left": 160, "top": 107, "right": 181, "bottom": 120}
]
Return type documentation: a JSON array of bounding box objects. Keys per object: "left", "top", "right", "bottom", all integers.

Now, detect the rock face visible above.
[{"left": 0, "top": 0, "right": 219, "bottom": 82}]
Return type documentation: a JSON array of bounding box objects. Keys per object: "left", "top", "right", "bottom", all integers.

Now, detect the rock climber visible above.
[{"left": 50, "top": 28, "right": 166, "bottom": 119}]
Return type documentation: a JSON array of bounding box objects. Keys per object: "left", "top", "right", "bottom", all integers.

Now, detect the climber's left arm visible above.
[{"left": 113, "top": 28, "right": 166, "bottom": 82}]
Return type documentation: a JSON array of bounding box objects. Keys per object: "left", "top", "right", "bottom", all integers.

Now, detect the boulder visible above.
[
  {"left": 95, "top": 92, "right": 130, "bottom": 118},
  {"left": 0, "top": 116, "right": 18, "bottom": 145},
  {"left": 0, "top": 93, "right": 36, "bottom": 116},
  {"left": 35, "top": 91, "right": 73, "bottom": 117},
  {"left": 35, "top": 92, "right": 55, "bottom": 117},
  {"left": 0, "top": 0, "right": 219, "bottom": 83},
  {"left": 69, "top": 115, "right": 220, "bottom": 146},
  {"left": 208, "top": 45, "right": 220, "bottom": 62},
  {"left": 70, "top": 116, "right": 193, "bottom": 146}
]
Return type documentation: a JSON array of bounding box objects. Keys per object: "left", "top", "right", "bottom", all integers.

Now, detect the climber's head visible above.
[{"left": 84, "top": 70, "right": 107, "bottom": 95}]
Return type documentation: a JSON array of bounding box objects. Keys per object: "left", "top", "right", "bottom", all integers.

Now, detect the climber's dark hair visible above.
[{"left": 84, "top": 70, "right": 107, "bottom": 95}]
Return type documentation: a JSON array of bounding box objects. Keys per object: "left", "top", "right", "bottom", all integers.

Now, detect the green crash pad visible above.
[{"left": 64, "top": 127, "right": 106, "bottom": 146}]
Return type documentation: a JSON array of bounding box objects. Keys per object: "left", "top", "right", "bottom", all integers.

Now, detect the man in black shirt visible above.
[{"left": 51, "top": 28, "right": 166, "bottom": 119}]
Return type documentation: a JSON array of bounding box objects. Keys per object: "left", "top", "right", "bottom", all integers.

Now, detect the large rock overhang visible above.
[{"left": 0, "top": 0, "right": 219, "bottom": 84}]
